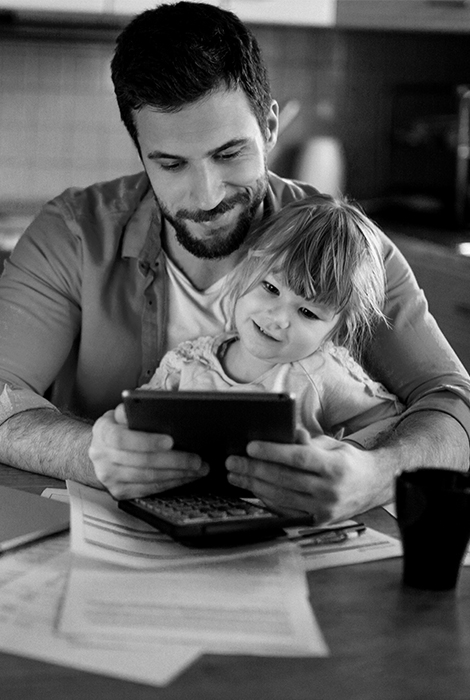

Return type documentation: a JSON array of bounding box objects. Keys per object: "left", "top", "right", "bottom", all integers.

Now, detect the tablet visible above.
[
  {"left": 118, "top": 390, "right": 313, "bottom": 546},
  {"left": 121, "top": 389, "right": 296, "bottom": 484}
]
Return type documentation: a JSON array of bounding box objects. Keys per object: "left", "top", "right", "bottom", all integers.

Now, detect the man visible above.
[{"left": 0, "top": 2, "right": 468, "bottom": 525}]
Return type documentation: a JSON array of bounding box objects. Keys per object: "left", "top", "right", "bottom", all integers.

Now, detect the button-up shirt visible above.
[{"left": 0, "top": 171, "right": 469, "bottom": 440}]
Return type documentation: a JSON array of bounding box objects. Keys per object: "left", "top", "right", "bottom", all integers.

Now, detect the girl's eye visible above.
[
  {"left": 299, "top": 307, "right": 319, "bottom": 320},
  {"left": 261, "top": 280, "right": 279, "bottom": 295}
]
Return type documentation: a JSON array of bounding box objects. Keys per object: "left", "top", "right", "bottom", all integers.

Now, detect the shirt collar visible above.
[
  {"left": 121, "top": 181, "right": 163, "bottom": 265},
  {"left": 120, "top": 171, "right": 280, "bottom": 266}
]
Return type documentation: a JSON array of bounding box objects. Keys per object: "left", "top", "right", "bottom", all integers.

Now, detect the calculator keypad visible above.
[{"left": 132, "top": 493, "right": 277, "bottom": 525}]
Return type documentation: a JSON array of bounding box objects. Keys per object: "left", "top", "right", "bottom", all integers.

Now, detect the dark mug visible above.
[{"left": 395, "top": 468, "right": 470, "bottom": 590}]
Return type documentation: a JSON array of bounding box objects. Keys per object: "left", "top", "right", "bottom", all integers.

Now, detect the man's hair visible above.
[
  {"left": 227, "top": 194, "right": 388, "bottom": 357},
  {"left": 111, "top": 1, "right": 272, "bottom": 149}
]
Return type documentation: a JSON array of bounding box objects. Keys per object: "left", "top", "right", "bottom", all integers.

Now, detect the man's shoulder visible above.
[
  {"left": 19, "top": 171, "right": 155, "bottom": 261},
  {"left": 267, "top": 172, "right": 319, "bottom": 211},
  {"left": 51, "top": 171, "right": 150, "bottom": 219}
]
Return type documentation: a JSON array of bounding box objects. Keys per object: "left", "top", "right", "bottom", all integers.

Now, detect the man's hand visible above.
[
  {"left": 90, "top": 403, "right": 209, "bottom": 500},
  {"left": 226, "top": 429, "right": 381, "bottom": 524},
  {"left": 226, "top": 414, "right": 470, "bottom": 526}
]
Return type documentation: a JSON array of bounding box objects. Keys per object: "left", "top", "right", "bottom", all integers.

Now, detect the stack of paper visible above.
[
  {"left": 0, "top": 482, "right": 330, "bottom": 688},
  {"left": 61, "top": 482, "right": 329, "bottom": 658},
  {"left": 0, "top": 551, "right": 200, "bottom": 686},
  {"left": 0, "top": 482, "right": 403, "bottom": 688}
]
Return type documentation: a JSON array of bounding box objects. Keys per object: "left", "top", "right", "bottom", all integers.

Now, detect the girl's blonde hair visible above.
[{"left": 227, "top": 193, "right": 387, "bottom": 357}]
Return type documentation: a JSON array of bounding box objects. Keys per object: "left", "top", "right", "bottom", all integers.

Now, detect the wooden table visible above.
[{"left": 1, "top": 464, "right": 470, "bottom": 700}]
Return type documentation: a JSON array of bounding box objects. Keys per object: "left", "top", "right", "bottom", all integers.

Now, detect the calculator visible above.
[
  {"left": 118, "top": 390, "right": 314, "bottom": 546},
  {"left": 119, "top": 485, "right": 314, "bottom": 547}
]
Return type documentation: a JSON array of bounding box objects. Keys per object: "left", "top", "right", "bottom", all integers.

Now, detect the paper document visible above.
[
  {"left": 59, "top": 547, "right": 328, "bottom": 657},
  {"left": 41, "top": 487, "right": 70, "bottom": 503},
  {"left": 64, "top": 481, "right": 328, "bottom": 657},
  {"left": 0, "top": 552, "right": 200, "bottom": 686},
  {"left": 68, "top": 481, "right": 289, "bottom": 569},
  {"left": 0, "top": 529, "right": 68, "bottom": 588},
  {"left": 69, "top": 481, "right": 401, "bottom": 572},
  {"left": 291, "top": 523, "right": 402, "bottom": 570},
  {"left": 383, "top": 503, "right": 397, "bottom": 518},
  {"left": 0, "top": 482, "right": 330, "bottom": 687}
]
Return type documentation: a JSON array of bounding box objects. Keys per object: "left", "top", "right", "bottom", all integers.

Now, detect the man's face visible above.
[{"left": 133, "top": 88, "right": 278, "bottom": 259}]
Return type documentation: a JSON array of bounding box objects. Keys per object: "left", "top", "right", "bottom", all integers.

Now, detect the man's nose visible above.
[{"left": 190, "top": 164, "right": 225, "bottom": 211}]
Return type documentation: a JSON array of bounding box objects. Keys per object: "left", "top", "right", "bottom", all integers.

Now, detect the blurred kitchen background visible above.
[{"left": 1, "top": 0, "right": 470, "bottom": 369}]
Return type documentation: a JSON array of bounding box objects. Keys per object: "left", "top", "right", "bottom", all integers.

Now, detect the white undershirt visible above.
[{"left": 162, "top": 252, "right": 233, "bottom": 355}]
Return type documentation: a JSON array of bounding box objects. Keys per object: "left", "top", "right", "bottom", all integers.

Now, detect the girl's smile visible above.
[{"left": 253, "top": 320, "right": 282, "bottom": 342}]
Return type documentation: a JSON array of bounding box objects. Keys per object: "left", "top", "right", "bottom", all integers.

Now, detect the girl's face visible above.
[{"left": 234, "top": 273, "right": 339, "bottom": 368}]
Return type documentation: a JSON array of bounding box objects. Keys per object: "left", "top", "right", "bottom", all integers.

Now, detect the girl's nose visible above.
[{"left": 266, "top": 304, "right": 290, "bottom": 330}]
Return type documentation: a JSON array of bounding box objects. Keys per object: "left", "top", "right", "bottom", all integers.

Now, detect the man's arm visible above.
[
  {"left": 0, "top": 409, "right": 99, "bottom": 485},
  {"left": 367, "top": 234, "right": 470, "bottom": 434},
  {"left": 0, "top": 203, "right": 86, "bottom": 480},
  {"left": 0, "top": 406, "right": 210, "bottom": 498},
  {"left": 225, "top": 411, "right": 469, "bottom": 525}
]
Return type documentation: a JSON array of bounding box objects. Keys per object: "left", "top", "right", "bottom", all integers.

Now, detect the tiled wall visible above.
[
  {"left": 0, "top": 38, "right": 141, "bottom": 208},
  {"left": 0, "top": 25, "right": 469, "bottom": 210}
]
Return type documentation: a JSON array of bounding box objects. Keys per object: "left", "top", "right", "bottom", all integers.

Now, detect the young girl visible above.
[{"left": 142, "top": 193, "right": 404, "bottom": 442}]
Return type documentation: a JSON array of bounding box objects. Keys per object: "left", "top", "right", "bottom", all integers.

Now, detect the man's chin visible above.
[
  {"left": 173, "top": 214, "right": 253, "bottom": 259},
  {"left": 185, "top": 219, "right": 234, "bottom": 239}
]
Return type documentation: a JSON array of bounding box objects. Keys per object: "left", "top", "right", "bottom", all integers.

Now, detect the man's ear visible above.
[{"left": 265, "top": 100, "right": 279, "bottom": 153}]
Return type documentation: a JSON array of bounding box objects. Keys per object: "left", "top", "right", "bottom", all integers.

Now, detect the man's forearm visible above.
[
  {"left": 0, "top": 409, "right": 102, "bottom": 486},
  {"left": 370, "top": 410, "right": 470, "bottom": 507}
]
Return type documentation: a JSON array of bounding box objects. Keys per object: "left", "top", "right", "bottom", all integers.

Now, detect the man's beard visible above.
[{"left": 157, "top": 174, "right": 268, "bottom": 260}]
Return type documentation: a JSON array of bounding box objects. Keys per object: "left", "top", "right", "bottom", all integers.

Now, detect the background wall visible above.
[
  {"left": 256, "top": 26, "right": 470, "bottom": 202},
  {"left": 0, "top": 38, "right": 140, "bottom": 209},
  {"left": 0, "top": 25, "right": 469, "bottom": 213}
]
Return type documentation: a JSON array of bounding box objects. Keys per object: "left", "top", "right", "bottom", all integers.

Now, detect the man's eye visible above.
[
  {"left": 159, "top": 161, "right": 184, "bottom": 172},
  {"left": 299, "top": 307, "right": 319, "bottom": 320},
  {"left": 261, "top": 280, "right": 279, "bottom": 295},
  {"left": 217, "top": 150, "right": 241, "bottom": 161}
]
